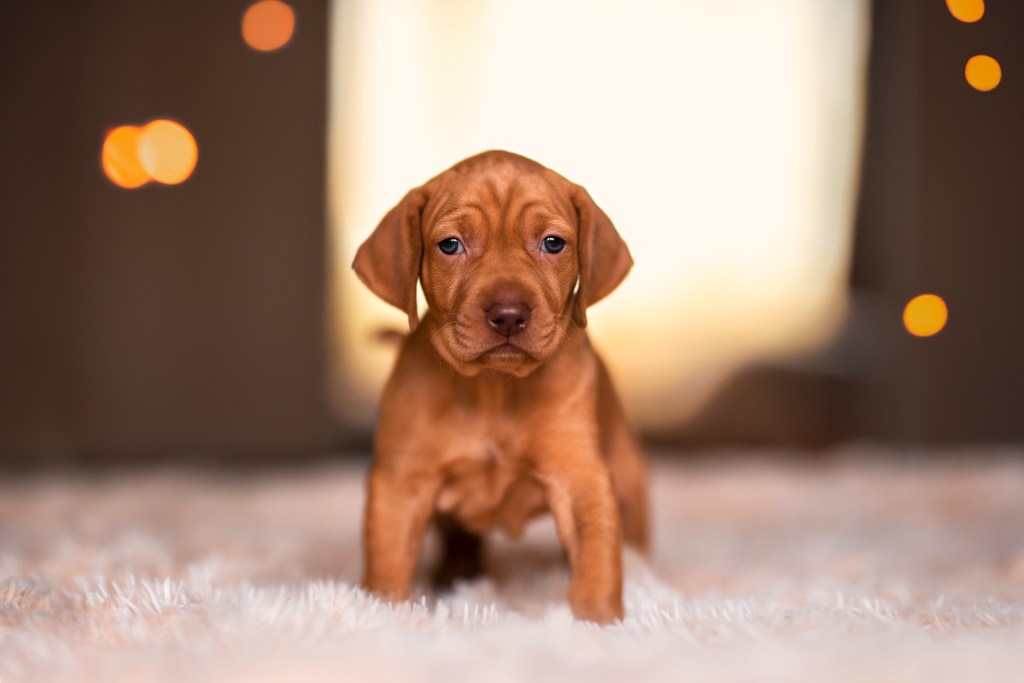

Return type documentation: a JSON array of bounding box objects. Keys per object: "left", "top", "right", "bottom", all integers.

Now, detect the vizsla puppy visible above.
[{"left": 353, "top": 150, "right": 648, "bottom": 623}]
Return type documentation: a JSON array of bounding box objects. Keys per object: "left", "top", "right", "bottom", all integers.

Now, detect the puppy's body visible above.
[
  {"left": 379, "top": 314, "right": 646, "bottom": 545},
  {"left": 355, "top": 151, "right": 648, "bottom": 623}
]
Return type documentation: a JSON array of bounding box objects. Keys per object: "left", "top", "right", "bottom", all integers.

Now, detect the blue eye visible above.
[
  {"left": 541, "top": 236, "right": 566, "bottom": 254},
  {"left": 438, "top": 238, "right": 465, "bottom": 255}
]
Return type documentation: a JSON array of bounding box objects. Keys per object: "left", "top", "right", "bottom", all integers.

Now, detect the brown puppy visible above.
[{"left": 353, "top": 151, "right": 648, "bottom": 623}]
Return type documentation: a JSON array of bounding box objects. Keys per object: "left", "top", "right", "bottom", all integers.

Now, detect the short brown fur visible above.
[{"left": 353, "top": 151, "right": 648, "bottom": 624}]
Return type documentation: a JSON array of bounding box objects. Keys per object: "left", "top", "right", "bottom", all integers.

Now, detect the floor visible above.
[{"left": 2, "top": 449, "right": 1023, "bottom": 682}]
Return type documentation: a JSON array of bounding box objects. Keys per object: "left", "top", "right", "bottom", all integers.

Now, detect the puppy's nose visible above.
[{"left": 485, "top": 302, "right": 530, "bottom": 338}]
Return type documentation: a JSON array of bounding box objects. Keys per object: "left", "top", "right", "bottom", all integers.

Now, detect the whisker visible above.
[
  {"left": 553, "top": 313, "right": 580, "bottom": 331},
  {"left": 542, "top": 316, "right": 575, "bottom": 350},
  {"left": 431, "top": 320, "right": 459, "bottom": 347}
]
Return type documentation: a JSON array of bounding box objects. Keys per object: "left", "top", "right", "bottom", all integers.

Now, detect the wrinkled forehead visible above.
[{"left": 422, "top": 167, "right": 576, "bottom": 235}]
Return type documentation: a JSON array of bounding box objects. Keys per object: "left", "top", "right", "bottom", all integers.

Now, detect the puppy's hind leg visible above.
[
  {"left": 596, "top": 357, "right": 650, "bottom": 553},
  {"left": 430, "top": 515, "right": 485, "bottom": 591}
]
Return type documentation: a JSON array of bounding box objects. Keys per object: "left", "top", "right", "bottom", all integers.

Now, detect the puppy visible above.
[{"left": 353, "top": 151, "right": 648, "bottom": 623}]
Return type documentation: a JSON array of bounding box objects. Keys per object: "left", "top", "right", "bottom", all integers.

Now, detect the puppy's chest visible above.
[{"left": 435, "top": 430, "right": 546, "bottom": 538}]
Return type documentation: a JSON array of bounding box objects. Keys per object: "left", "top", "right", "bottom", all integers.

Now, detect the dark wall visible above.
[
  {"left": 2, "top": 1, "right": 1022, "bottom": 465},
  {"left": 850, "top": 0, "right": 1024, "bottom": 443},
  {"left": 0, "top": 1, "right": 333, "bottom": 464}
]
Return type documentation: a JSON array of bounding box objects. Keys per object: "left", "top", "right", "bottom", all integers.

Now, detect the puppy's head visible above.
[{"left": 353, "top": 151, "right": 632, "bottom": 377}]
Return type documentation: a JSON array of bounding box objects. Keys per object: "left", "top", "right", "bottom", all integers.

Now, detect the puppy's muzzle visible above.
[{"left": 485, "top": 301, "right": 531, "bottom": 339}]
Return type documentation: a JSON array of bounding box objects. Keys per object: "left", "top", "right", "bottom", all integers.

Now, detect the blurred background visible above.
[{"left": 1, "top": 0, "right": 1022, "bottom": 468}]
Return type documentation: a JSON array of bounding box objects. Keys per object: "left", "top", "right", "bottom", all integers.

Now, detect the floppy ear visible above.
[
  {"left": 352, "top": 186, "right": 430, "bottom": 330},
  {"left": 570, "top": 185, "right": 633, "bottom": 327}
]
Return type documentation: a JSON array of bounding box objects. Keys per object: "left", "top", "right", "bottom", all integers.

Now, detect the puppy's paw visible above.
[
  {"left": 569, "top": 591, "right": 624, "bottom": 624},
  {"left": 360, "top": 577, "right": 410, "bottom": 603}
]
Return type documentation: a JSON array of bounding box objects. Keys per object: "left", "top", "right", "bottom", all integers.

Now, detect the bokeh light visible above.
[
  {"left": 242, "top": 0, "right": 295, "bottom": 52},
  {"left": 101, "top": 126, "right": 149, "bottom": 189},
  {"left": 965, "top": 55, "right": 1002, "bottom": 91},
  {"left": 903, "top": 294, "right": 948, "bottom": 337},
  {"left": 137, "top": 119, "right": 198, "bottom": 185},
  {"left": 946, "top": 0, "right": 985, "bottom": 23}
]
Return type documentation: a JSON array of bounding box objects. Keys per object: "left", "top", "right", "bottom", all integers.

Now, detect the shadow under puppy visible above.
[{"left": 353, "top": 150, "right": 648, "bottom": 623}]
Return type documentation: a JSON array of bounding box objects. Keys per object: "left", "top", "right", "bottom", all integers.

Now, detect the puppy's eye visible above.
[
  {"left": 437, "top": 238, "right": 465, "bottom": 255},
  {"left": 541, "top": 236, "right": 566, "bottom": 254}
]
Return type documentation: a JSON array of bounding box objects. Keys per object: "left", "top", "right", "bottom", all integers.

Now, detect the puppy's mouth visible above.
[
  {"left": 476, "top": 342, "right": 535, "bottom": 364},
  {"left": 432, "top": 312, "right": 570, "bottom": 376}
]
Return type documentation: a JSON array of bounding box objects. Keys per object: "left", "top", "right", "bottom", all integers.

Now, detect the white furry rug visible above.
[{"left": 2, "top": 450, "right": 1023, "bottom": 682}]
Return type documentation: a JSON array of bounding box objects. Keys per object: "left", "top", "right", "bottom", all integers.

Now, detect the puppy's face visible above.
[
  {"left": 420, "top": 166, "right": 580, "bottom": 377},
  {"left": 353, "top": 151, "right": 633, "bottom": 378}
]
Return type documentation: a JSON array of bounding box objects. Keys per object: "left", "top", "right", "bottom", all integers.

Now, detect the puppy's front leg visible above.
[
  {"left": 361, "top": 464, "right": 440, "bottom": 601},
  {"left": 539, "top": 447, "right": 624, "bottom": 624}
]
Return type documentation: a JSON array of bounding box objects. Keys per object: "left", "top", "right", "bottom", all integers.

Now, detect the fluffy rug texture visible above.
[{"left": 2, "top": 450, "right": 1023, "bottom": 682}]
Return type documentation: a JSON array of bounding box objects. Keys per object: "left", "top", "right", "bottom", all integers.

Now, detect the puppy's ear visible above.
[
  {"left": 570, "top": 185, "right": 633, "bottom": 327},
  {"left": 352, "top": 186, "right": 430, "bottom": 330}
]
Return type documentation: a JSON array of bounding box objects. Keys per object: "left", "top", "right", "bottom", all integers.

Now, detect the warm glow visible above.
[
  {"left": 903, "top": 294, "right": 948, "bottom": 337},
  {"left": 137, "top": 120, "right": 198, "bottom": 185},
  {"left": 965, "top": 55, "right": 1002, "bottom": 91},
  {"left": 946, "top": 0, "right": 985, "bottom": 23},
  {"left": 328, "top": 0, "right": 868, "bottom": 429},
  {"left": 102, "top": 126, "right": 149, "bottom": 189},
  {"left": 242, "top": 0, "right": 296, "bottom": 52}
]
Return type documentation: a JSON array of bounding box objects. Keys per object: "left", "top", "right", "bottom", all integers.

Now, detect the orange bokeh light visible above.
[
  {"left": 101, "top": 119, "right": 198, "bottom": 189},
  {"left": 102, "top": 126, "right": 150, "bottom": 189},
  {"left": 903, "top": 294, "right": 948, "bottom": 338},
  {"left": 946, "top": 0, "right": 985, "bottom": 23},
  {"left": 137, "top": 119, "right": 198, "bottom": 185},
  {"left": 242, "top": 0, "right": 295, "bottom": 52},
  {"left": 965, "top": 55, "right": 1002, "bottom": 92}
]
